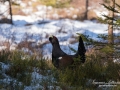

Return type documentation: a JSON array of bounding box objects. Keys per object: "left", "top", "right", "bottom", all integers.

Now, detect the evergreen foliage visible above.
[{"left": 99, "top": 0, "right": 120, "bottom": 29}]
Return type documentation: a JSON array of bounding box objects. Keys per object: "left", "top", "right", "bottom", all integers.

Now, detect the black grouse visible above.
[{"left": 49, "top": 35, "right": 86, "bottom": 69}]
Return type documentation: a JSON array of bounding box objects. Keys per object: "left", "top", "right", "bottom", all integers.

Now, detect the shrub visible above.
[{"left": 54, "top": 34, "right": 120, "bottom": 89}]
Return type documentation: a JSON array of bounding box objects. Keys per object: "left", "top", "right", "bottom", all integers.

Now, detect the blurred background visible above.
[{"left": 0, "top": 0, "right": 120, "bottom": 23}]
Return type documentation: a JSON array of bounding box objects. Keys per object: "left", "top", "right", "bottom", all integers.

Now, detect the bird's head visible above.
[{"left": 49, "top": 35, "right": 59, "bottom": 45}]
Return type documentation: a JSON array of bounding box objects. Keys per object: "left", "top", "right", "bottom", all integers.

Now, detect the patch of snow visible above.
[
  {"left": 0, "top": 62, "right": 10, "bottom": 73},
  {"left": 72, "top": 15, "right": 77, "bottom": 19},
  {"left": 94, "top": 10, "right": 108, "bottom": 19},
  {"left": 20, "top": 3, "right": 27, "bottom": 7},
  {"left": 22, "top": 7, "right": 33, "bottom": 14},
  {"left": 47, "top": 6, "right": 53, "bottom": 10}
]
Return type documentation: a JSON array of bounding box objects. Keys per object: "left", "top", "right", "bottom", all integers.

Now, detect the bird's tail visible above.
[{"left": 76, "top": 36, "right": 86, "bottom": 63}]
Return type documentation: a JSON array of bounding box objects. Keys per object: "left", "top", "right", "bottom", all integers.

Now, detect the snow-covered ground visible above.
[
  {"left": 0, "top": 15, "right": 120, "bottom": 59},
  {"left": 0, "top": 62, "right": 59, "bottom": 90},
  {"left": 0, "top": 17, "right": 106, "bottom": 56}
]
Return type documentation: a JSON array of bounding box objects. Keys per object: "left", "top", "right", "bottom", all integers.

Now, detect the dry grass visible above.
[
  {"left": 12, "top": 5, "right": 26, "bottom": 15},
  {"left": 9, "top": 0, "right": 105, "bottom": 20}
]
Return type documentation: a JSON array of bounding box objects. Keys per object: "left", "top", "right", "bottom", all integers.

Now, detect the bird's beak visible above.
[
  {"left": 49, "top": 35, "right": 53, "bottom": 42},
  {"left": 49, "top": 35, "right": 53, "bottom": 38}
]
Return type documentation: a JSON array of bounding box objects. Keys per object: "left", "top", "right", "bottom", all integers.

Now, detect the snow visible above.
[
  {"left": 0, "top": 62, "right": 10, "bottom": 73},
  {"left": 0, "top": 15, "right": 120, "bottom": 59},
  {"left": 0, "top": 62, "right": 59, "bottom": 90},
  {"left": 95, "top": 10, "right": 108, "bottom": 19}
]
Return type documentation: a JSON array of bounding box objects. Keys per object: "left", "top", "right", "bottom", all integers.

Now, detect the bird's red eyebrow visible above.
[{"left": 53, "top": 36, "right": 57, "bottom": 39}]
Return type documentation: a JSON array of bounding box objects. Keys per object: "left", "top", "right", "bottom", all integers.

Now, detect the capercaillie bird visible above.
[{"left": 49, "top": 35, "right": 86, "bottom": 69}]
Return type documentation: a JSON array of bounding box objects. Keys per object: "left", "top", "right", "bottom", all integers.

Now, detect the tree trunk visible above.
[
  {"left": 84, "top": 0, "right": 89, "bottom": 20},
  {"left": 108, "top": 0, "right": 115, "bottom": 44},
  {"left": 108, "top": 0, "right": 115, "bottom": 61},
  {"left": 8, "top": 0, "right": 13, "bottom": 24}
]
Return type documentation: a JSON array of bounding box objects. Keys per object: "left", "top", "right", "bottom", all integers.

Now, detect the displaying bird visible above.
[{"left": 49, "top": 35, "right": 86, "bottom": 69}]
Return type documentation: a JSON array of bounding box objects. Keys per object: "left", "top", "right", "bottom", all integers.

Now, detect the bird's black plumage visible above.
[
  {"left": 75, "top": 36, "right": 86, "bottom": 63},
  {"left": 49, "top": 35, "right": 86, "bottom": 69}
]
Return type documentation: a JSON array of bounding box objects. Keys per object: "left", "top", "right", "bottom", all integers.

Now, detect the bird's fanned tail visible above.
[{"left": 76, "top": 36, "right": 86, "bottom": 63}]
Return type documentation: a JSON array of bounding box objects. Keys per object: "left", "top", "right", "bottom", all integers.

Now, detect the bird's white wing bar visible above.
[{"left": 58, "top": 57, "right": 62, "bottom": 60}]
